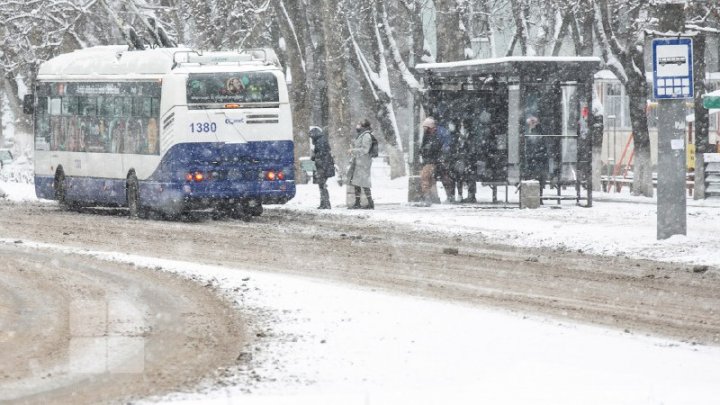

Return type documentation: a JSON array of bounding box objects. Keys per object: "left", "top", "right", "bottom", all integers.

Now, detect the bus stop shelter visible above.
[{"left": 414, "top": 56, "right": 602, "bottom": 207}]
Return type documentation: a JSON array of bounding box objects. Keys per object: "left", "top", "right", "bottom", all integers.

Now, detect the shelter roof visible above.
[{"left": 416, "top": 56, "right": 602, "bottom": 81}]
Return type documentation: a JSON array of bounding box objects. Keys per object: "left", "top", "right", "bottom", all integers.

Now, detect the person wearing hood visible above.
[
  {"left": 346, "top": 119, "right": 374, "bottom": 209},
  {"left": 418, "top": 117, "right": 443, "bottom": 206},
  {"left": 309, "top": 126, "right": 336, "bottom": 209}
]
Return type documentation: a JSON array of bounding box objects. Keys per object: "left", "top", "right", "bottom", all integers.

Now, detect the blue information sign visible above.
[{"left": 652, "top": 38, "right": 693, "bottom": 99}]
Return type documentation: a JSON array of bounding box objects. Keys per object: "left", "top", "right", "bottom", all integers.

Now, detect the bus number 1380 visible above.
[{"left": 190, "top": 122, "right": 217, "bottom": 133}]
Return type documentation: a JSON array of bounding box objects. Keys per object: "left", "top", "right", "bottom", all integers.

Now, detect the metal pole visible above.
[
  {"left": 656, "top": 3, "right": 688, "bottom": 240},
  {"left": 613, "top": 118, "right": 617, "bottom": 170},
  {"left": 607, "top": 115, "right": 616, "bottom": 191}
]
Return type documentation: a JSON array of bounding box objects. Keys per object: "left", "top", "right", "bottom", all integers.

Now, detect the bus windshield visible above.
[{"left": 186, "top": 72, "right": 279, "bottom": 105}]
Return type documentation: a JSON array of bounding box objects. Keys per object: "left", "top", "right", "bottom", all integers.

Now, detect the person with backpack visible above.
[
  {"left": 418, "top": 117, "right": 443, "bottom": 206},
  {"left": 309, "top": 126, "right": 335, "bottom": 209},
  {"left": 346, "top": 119, "right": 375, "bottom": 209}
]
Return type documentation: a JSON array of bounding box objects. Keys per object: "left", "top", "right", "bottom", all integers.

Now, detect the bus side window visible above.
[
  {"left": 35, "top": 97, "right": 51, "bottom": 150},
  {"left": 99, "top": 96, "right": 114, "bottom": 117},
  {"left": 62, "top": 96, "right": 77, "bottom": 116},
  {"left": 47, "top": 98, "right": 59, "bottom": 151},
  {"left": 151, "top": 98, "right": 160, "bottom": 118},
  {"left": 49, "top": 97, "right": 62, "bottom": 116},
  {"left": 142, "top": 98, "right": 152, "bottom": 118},
  {"left": 122, "top": 97, "right": 132, "bottom": 117},
  {"left": 79, "top": 96, "right": 97, "bottom": 116},
  {"left": 132, "top": 97, "right": 152, "bottom": 118}
]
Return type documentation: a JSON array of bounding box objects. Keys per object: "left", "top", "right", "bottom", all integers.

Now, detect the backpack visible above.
[
  {"left": 436, "top": 125, "right": 452, "bottom": 154},
  {"left": 368, "top": 132, "right": 379, "bottom": 158}
]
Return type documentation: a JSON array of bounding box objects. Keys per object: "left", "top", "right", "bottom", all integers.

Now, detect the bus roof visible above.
[{"left": 37, "top": 46, "right": 281, "bottom": 79}]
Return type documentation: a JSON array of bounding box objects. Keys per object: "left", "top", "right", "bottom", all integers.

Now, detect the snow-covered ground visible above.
[{"left": 2, "top": 161, "right": 720, "bottom": 405}]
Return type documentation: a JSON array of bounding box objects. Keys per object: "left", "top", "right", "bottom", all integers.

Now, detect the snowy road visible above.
[
  {"left": 0, "top": 242, "right": 245, "bottom": 404},
  {"left": 1, "top": 201, "right": 719, "bottom": 342},
  {"left": 1, "top": 195, "right": 720, "bottom": 403}
]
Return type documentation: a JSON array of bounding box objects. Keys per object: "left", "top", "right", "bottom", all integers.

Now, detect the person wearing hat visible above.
[
  {"left": 525, "top": 115, "right": 549, "bottom": 192},
  {"left": 309, "top": 126, "right": 335, "bottom": 209},
  {"left": 419, "top": 117, "right": 443, "bottom": 206},
  {"left": 347, "top": 119, "right": 374, "bottom": 209}
]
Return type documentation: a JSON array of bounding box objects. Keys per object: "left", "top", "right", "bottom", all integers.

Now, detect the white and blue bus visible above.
[{"left": 26, "top": 45, "right": 295, "bottom": 218}]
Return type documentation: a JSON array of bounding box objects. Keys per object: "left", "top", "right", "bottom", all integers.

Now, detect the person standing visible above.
[
  {"left": 309, "top": 126, "right": 335, "bottom": 209},
  {"left": 435, "top": 121, "right": 457, "bottom": 202},
  {"left": 347, "top": 119, "right": 374, "bottom": 209},
  {"left": 525, "top": 115, "right": 549, "bottom": 191},
  {"left": 419, "top": 117, "right": 443, "bottom": 206}
]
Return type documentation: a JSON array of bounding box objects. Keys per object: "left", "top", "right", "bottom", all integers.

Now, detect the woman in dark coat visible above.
[{"left": 309, "top": 126, "right": 336, "bottom": 209}]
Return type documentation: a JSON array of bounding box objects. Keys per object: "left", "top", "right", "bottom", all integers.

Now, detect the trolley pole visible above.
[{"left": 654, "top": 3, "right": 689, "bottom": 240}]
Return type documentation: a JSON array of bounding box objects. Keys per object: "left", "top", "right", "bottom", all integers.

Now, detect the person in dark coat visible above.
[
  {"left": 309, "top": 126, "right": 336, "bottom": 209},
  {"left": 524, "top": 115, "right": 549, "bottom": 191},
  {"left": 419, "top": 117, "right": 443, "bottom": 206},
  {"left": 434, "top": 121, "right": 456, "bottom": 203},
  {"left": 454, "top": 118, "right": 479, "bottom": 203}
]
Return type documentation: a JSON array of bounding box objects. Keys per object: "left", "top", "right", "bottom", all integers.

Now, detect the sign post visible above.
[{"left": 652, "top": 37, "right": 692, "bottom": 240}]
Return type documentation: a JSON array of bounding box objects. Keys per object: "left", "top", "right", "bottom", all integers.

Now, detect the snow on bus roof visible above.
[
  {"left": 38, "top": 46, "right": 181, "bottom": 77},
  {"left": 37, "top": 46, "right": 280, "bottom": 78}
]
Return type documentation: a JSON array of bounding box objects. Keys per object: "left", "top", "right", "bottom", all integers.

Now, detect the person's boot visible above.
[
  {"left": 348, "top": 187, "right": 362, "bottom": 209},
  {"left": 419, "top": 196, "right": 433, "bottom": 207},
  {"left": 363, "top": 196, "right": 374, "bottom": 210},
  {"left": 461, "top": 194, "right": 476, "bottom": 203},
  {"left": 319, "top": 188, "right": 331, "bottom": 209}
]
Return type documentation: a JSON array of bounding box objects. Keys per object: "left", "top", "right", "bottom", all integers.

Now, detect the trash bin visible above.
[{"left": 520, "top": 180, "right": 540, "bottom": 209}]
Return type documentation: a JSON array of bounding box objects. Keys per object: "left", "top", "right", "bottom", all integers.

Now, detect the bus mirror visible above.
[{"left": 23, "top": 94, "right": 34, "bottom": 115}]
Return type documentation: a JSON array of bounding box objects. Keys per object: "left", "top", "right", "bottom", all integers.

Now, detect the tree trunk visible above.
[
  {"left": 354, "top": 1, "right": 406, "bottom": 177},
  {"left": 551, "top": 12, "right": 570, "bottom": 57},
  {"left": 572, "top": 2, "right": 603, "bottom": 191},
  {"left": 693, "top": 33, "right": 709, "bottom": 199},
  {"left": 434, "top": 0, "right": 466, "bottom": 61},
  {"left": 2, "top": 77, "right": 31, "bottom": 136},
  {"left": 274, "top": 1, "right": 311, "bottom": 174},
  {"left": 509, "top": 0, "right": 528, "bottom": 55},
  {"left": 320, "top": 0, "right": 351, "bottom": 169},
  {"left": 0, "top": 90, "right": 4, "bottom": 147},
  {"left": 627, "top": 82, "right": 653, "bottom": 197}
]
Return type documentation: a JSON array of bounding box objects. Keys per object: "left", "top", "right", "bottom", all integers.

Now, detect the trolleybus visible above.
[{"left": 25, "top": 45, "right": 295, "bottom": 218}]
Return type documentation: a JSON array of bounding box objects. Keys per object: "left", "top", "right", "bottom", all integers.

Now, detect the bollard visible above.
[{"left": 520, "top": 180, "right": 541, "bottom": 209}]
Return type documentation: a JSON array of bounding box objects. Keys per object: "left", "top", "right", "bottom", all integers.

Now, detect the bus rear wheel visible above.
[
  {"left": 245, "top": 200, "right": 263, "bottom": 217},
  {"left": 126, "top": 173, "right": 146, "bottom": 219}
]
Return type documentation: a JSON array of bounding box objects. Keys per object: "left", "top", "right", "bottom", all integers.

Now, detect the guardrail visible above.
[{"left": 600, "top": 175, "right": 695, "bottom": 196}]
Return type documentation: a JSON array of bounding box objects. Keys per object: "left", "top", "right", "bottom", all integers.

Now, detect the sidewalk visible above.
[
  {"left": 2, "top": 163, "right": 719, "bottom": 268},
  {"left": 288, "top": 166, "right": 720, "bottom": 268}
]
